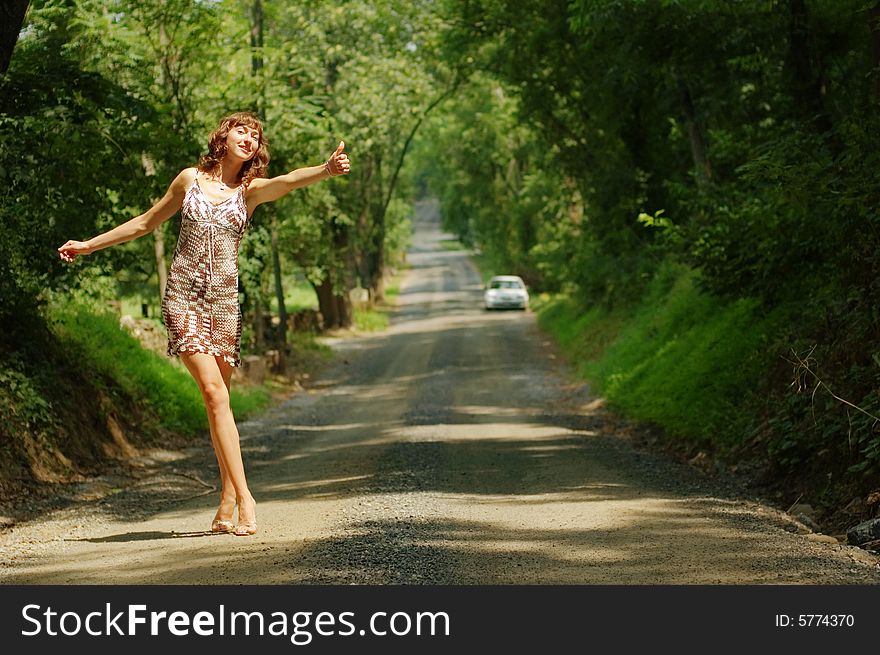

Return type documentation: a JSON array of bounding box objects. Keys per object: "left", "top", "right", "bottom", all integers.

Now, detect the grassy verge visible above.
[
  {"left": 353, "top": 305, "right": 390, "bottom": 332},
  {"left": 51, "top": 304, "right": 274, "bottom": 436},
  {"left": 352, "top": 271, "right": 405, "bottom": 332},
  {"left": 470, "top": 251, "right": 495, "bottom": 287},
  {"left": 535, "top": 261, "right": 780, "bottom": 449},
  {"left": 0, "top": 291, "right": 332, "bottom": 503},
  {"left": 268, "top": 278, "right": 320, "bottom": 314},
  {"left": 488, "top": 250, "right": 878, "bottom": 528},
  {"left": 439, "top": 238, "right": 468, "bottom": 251}
]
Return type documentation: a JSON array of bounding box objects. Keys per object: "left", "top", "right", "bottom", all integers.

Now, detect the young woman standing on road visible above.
[{"left": 58, "top": 112, "right": 351, "bottom": 536}]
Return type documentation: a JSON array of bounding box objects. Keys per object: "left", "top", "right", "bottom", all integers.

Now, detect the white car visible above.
[{"left": 484, "top": 275, "right": 529, "bottom": 310}]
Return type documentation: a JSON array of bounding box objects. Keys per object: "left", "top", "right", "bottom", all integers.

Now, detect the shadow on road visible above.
[{"left": 68, "top": 530, "right": 219, "bottom": 543}]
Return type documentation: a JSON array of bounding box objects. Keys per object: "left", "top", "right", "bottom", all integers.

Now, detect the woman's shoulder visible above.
[
  {"left": 179, "top": 167, "right": 199, "bottom": 183},
  {"left": 169, "top": 167, "right": 199, "bottom": 191},
  {"left": 245, "top": 175, "right": 270, "bottom": 190}
]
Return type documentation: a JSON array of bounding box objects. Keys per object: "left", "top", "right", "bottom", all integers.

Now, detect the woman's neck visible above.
[{"left": 216, "top": 159, "right": 244, "bottom": 185}]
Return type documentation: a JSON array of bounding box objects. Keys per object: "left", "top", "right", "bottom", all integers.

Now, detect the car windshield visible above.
[{"left": 490, "top": 280, "right": 523, "bottom": 289}]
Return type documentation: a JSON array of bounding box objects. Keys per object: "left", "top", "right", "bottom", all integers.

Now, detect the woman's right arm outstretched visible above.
[{"left": 58, "top": 168, "right": 196, "bottom": 263}]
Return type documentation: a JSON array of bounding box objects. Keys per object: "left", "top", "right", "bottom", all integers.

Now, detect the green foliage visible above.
[
  {"left": 51, "top": 304, "right": 201, "bottom": 434},
  {"left": 538, "top": 262, "right": 776, "bottom": 445},
  {"left": 50, "top": 303, "right": 270, "bottom": 435},
  {"left": 0, "top": 345, "right": 71, "bottom": 481},
  {"left": 385, "top": 283, "right": 401, "bottom": 302},
  {"left": 352, "top": 306, "right": 390, "bottom": 332},
  {"left": 0, "top": 7, "right": 154, "bottom": 345},
  {"left": 268, "top": 276, "right": 320, "bottom": 313},
  {"left": 0, "top": 366, "right": 58, "bottom": 444},
  {"left": 414, "top": 72, "right": 586, "bottom": 292},
  {"left": 0, "top": 0, "right": 448, "bottom": 487},
  {"left": 7, "top": 0, "right": 880, "bottom": 497},
  {"left": 424, "top": 0, "right": 880, "bottom": 491},
  {"left": 6, "top": 0, "right": 436, "bottom": 343}
]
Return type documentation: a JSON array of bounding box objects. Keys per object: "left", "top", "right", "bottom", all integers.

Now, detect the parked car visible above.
[{"left": 484, "top": 275, "right": 529, "bottom": 310}]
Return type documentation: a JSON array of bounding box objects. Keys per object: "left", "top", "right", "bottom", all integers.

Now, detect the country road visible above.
[{"left": 1, "top": 199, "right": 879, "bottom": 585}]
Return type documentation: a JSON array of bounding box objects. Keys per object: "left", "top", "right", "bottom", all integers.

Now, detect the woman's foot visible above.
[
  {"left": 211, "top": 495, "right": 236, "bottom": 533},
  {"left": 234, "top": 494, "right": 257, "bottom": 536}
]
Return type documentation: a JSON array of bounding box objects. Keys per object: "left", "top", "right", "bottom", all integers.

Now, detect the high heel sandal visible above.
[
  {"left": 234, "top": 500, "right": 257, "bottom": 536},
  {"left": 233, "top": 519, "right": 256, "bottom": 536},
  {"left": 211, "top": 519, "right": 235, "bottom": 533},
  {"left": 211, "top": 498, "right": 236, "bottom": 533}
]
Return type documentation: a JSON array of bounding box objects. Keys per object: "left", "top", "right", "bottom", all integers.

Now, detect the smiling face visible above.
[
  {"left": 225, "top": 123, "right": 261, "bottom": 162},
  {"left": 199, "top": 112, "right": 270, "bottom": 185}
]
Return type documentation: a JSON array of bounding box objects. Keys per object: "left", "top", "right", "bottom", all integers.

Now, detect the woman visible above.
[{"left": 58, "top": 111, "right": 351, "bottom": 536}]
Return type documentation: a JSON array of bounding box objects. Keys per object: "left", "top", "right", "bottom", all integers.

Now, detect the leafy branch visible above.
[{"left": 785, "top": 346, "right": 880, "bottom": 452}]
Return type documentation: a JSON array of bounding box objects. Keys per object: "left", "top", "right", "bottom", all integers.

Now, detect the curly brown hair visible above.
[{"left": 198, "top": 111, "right": 270, "bottom": 186}]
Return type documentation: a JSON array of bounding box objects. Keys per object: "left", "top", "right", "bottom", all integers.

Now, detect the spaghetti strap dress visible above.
[{"left": 161, "top": 176, "right": 250, "bottom": 367}]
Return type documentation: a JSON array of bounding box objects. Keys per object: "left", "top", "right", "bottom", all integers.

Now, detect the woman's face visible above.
[{"left": 225, "top": 123, "right": 261, "bottom": 161}]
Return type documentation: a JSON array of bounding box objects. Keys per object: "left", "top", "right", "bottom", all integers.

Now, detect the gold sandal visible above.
[
  {"left": 233, "top": 520, "right": 256, "bottom": 536},
  {"left": 211, "top": 519, "right": 235, "bottom": 533},
  {"left": 234, "top": 500, "right": 257, "bottom": 536},
  {"left": 211, "top": 497, "right": 236, "bottom": 533}
]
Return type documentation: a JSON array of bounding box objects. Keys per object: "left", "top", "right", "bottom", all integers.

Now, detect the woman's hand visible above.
[
  {"left": 57, "top": 240, "right": 92, "bottom": 263},
  {"left": 325, "top": 141, "right": 351, "bottom": 177}
]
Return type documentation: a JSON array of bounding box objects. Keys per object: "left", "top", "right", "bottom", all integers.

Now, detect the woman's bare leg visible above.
[
  {"left": 216, "top": 356, "right": 256, "bottom": 533},
  {"left": 180, "top": 352, "right": 255, "bottom": 533},
  {"left": 210, "top": 360, "right": 236, "bottom": 525}
]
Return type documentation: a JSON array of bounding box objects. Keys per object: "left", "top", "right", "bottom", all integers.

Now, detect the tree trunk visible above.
[
  {"left": 679, "top": 82, "right": 712, "bottom": 186},
  {"left": 337, "top": 220, "right": 355, "bottom": 329},
  {"left": 373, "top": 269, "right": 385, "bottom": 305},
  {"left": 251, "top": 0, "right": 264, "bottom": 75},
  {"left": 368, "top": 155, "right": 386, "bottom": 302},
  {"left": 867, "top": 3, "right": 880, "bottom": 102},
  {"left": 368, "top": 229, "right": 386, "bottom": 302},
  {"left": 158, "top": 23, "right": 188, "bottom": 131},
  {"left": 141, "top": 153, "right": 168, "bottom": 302},
  {"left": 251, "top": 0, "right": 264, "bottom": 115},
  {"left": 786, "top": 0, "right": 833, "bottom": 136},
  {"left": 270, "top": 214, "right": 287, "bottom": 345},
  {"left": 0, "top": 0, "right": 29, "bottom": 75},
  {"left": 248, "top": 0, "right": 266, "bottom": 347},
  {"left": 335, "top": 292, "right": 352, "bottom": 328},
  {"left": 253, "top": 294, "right": 265, "bottom": 347},
  {"left": 362, "top": 78, "right": 460, "bottom": 301},
  {"left": 313, "top": 278, "right": 339, "bottom": 329},
  {"left": 154, "top": 228, "right": 167, "bottom": 300},
  {"left": 354, "top": 156, "right": 374, "bottom": 289}
]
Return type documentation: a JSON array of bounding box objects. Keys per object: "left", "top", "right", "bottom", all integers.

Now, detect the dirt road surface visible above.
[{"left": 2, "top": 200, "right": 879, "bottom": 585}]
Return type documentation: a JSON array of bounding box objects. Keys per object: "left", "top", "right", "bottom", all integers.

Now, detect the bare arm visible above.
[
  {"left": 246, "top": 141, "right": 350, "bottom": 213},
  {"left": 58, "top": 168, "right": 195, "bottom": 262}
]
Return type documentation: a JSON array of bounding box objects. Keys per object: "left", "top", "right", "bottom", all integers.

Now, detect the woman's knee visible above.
[{"left": 201, "top": 380, "right": 231, "bottom": 413}]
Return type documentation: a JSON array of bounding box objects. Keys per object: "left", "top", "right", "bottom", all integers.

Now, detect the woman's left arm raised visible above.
[{"left": 247, "top": 141, "right": 350, "bottom": 212}]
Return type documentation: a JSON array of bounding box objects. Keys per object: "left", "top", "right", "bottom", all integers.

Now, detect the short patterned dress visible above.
[{"left": 161, "top": 176, "right": 250, "bottom": 367}]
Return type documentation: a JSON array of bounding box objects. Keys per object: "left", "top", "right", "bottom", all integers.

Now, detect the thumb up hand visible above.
[{"left": 325, "top": 141, "right": 350, "bottom": 176}]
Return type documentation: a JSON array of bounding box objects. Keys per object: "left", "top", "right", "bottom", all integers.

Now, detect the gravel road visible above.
[{"left": 2, "top": 199, "right": 879, "bottom": 585}]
